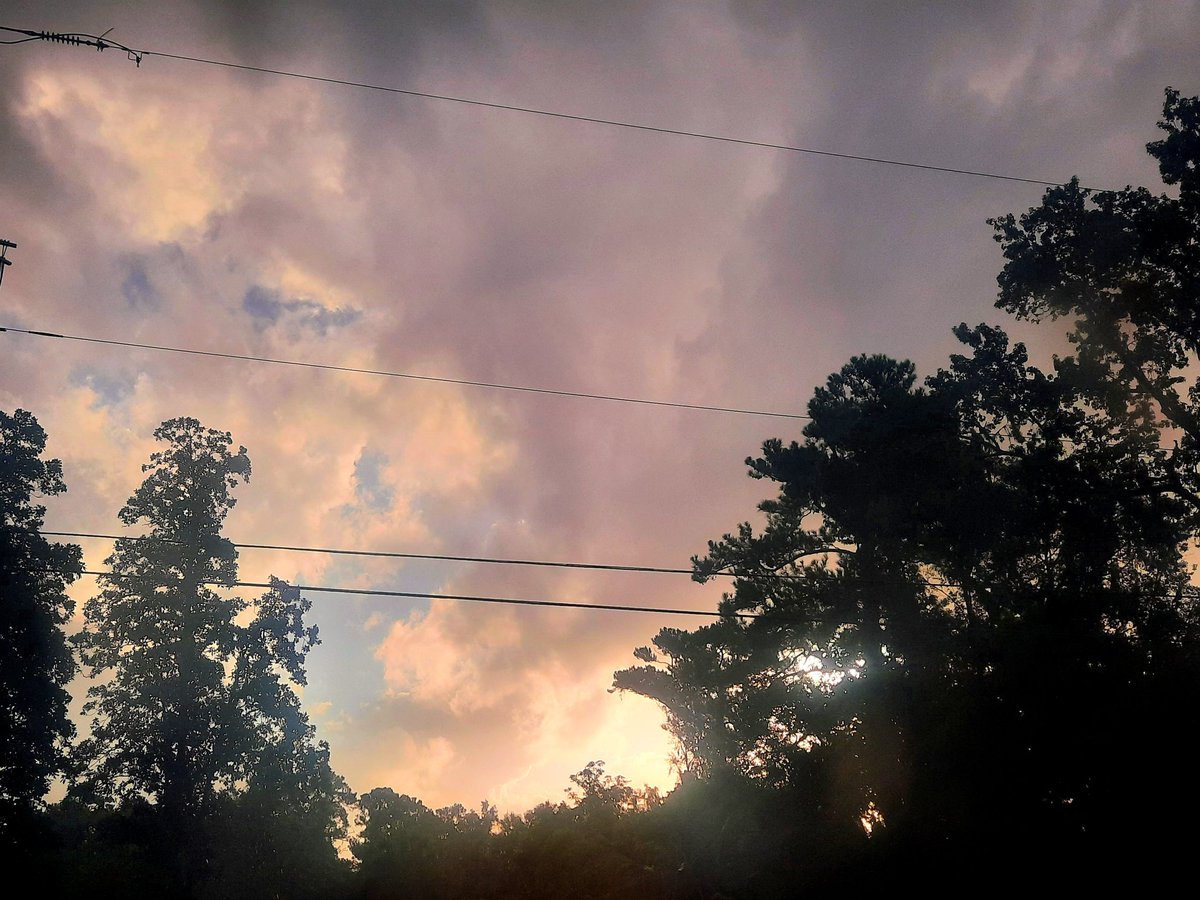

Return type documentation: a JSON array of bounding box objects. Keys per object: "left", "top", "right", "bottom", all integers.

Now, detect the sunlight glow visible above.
[{"left": 860, "top": 801, "right": 885, "bottom": 836}]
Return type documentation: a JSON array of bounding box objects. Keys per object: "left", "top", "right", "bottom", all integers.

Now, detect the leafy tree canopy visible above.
[
  {"left": 0, "top": 409, "right": 82, "bottom": 843},
  {"left": 991, "top": 87, "right": 1200, "bottom": 515},
  {"left": 71, "top": 417, "right": 349, "bottom": 892}
]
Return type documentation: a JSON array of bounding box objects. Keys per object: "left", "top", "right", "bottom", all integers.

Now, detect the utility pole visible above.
[{"left": 0, "top": 239, "right": 14, "bottom": 289}]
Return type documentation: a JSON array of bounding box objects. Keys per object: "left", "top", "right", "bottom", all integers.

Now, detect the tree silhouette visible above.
[
  {"left": 71, "top": 417, "right": 348, "bottom": 893},
  {"left": 616, "top": 336, "right": 1198, "bottom": 881},
  {"left": 74, "top": 419, "right": 251, "bottom": 817},
  {"left": 196, "top": 577, "right": 354, "bottom": 899},
  {"left": 351, "top": 763, "right": 674, "bottom": 900},
  {"left": 991, "top": 88, "right": 1200, "bottom": 515},
  {"left": 614, "top": 90, "right": 1200, "bottom": 885},
  {"left": 0, "top": 409, "right": 82, "bottom": 853},
  {"left": 354, "top": 788, "right": 499, "bottom": 899}
]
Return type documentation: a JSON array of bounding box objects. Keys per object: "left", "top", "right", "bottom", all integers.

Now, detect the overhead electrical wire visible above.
[
  {"left": 3, "top": 325, "right": 1124, "bottom": 440},
  {"left": 43, "top": 529, "right": 865, "bottom": 582},
  {"left": 0, "top": 326, "right": 812, "bottom": 420},
  {"left": 65, "top": 568, "right": 769, "bottom": 620},
  {"left": 0, "top": 24, "right": 1104, "bottom": 190},
  {"left": 40, "top": 529, "right": 964, "bottom": 590},
  {"left": 47, "top": 529, "right": 705, "bottom": 576},
  {"left": 45, "top": 566, "right": 1197, "bottom": 622},
  {"left": 138, "top": 50, "right": 1076, "bottom": 188},
  {"left": 51, "top": 530, "right": 1196, "bottom": 597}
]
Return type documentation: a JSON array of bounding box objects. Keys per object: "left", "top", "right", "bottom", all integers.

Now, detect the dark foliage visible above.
[
  {"left": 68, "top": 418, "right": 351, "bottom": 896},
  {"left": 615, "top": 87, "right": 1200, "bottom": 888},
  {"left": 0, "top": 409, "right": 81, "bottom": 858}
]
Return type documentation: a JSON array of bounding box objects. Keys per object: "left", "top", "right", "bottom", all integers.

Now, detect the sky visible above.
[{"left": 1, "top": 0, "right": 1197, "bottom": 813}]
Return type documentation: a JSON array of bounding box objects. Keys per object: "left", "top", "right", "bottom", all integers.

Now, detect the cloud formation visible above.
[{"left": 1, "top": 0, "right": 1197, "bottom": 812}]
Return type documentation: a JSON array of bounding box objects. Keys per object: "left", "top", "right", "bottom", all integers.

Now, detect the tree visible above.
[
  {"left": 0, "top": 409, "right": 82, "bottom": 847},
  {"left": 353, "top": 788, "right": 498, "bottom": 899},
  {"left": 616, "top": 336, "right": 1198, "bottom": 881},
  {"left": 201, "top": 577, "right": 354, "bottom": 899},
  {"left": 616, "top": 356, "right": 985, "bottom": 842},
  {"left": 75, "top": 418, "right": 252, "bottom": 819},
  {"left": 72, "top": 417, "right": 349, "bottom": 893},
  {"left": 351, "top": 764, "right": 668, "bottom": 900},
  {"left": 491, "top": 763, "right": 670, "bottom": 900},
  {"left": 565, "top": 760, "right": 659, "bottom": 820},
  {"left": 614, "top": 90, "right": 1200, "bottom": 883},
  {"left": 990, "top": 87, "right": 1200, "bottom": 516}
]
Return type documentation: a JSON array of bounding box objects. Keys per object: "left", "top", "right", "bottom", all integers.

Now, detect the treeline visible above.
[{"left": 4, "top": 89, "right": 1200, "bottom": 896}]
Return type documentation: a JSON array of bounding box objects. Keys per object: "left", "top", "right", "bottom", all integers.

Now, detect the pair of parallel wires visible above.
[
  {"left": 0, "top": 20, "right": 1105, "bottom": 425},
  {"left": 40, "top": 531, "right": 875, "bottom": 622}
]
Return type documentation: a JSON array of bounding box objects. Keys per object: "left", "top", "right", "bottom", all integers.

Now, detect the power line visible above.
[
  {"left": 0, "top": 24, "right": 1102, "bottom": 190},
  {"left": 68, "top": 569, "right": 766, "bottom": 620},
  {"left": 43, "top": 529, "right": 859, "bottom": 581},
  {"left": 60, "top": 526, "right": 1193, "bottom": 597},
  {"left": 47, "top": 530, "right": 702, "bottom": 576},
  {"left": 55, "top": 568, "right": 1199, "bottom": 622},
  {"left": 38, "top": 533, "right": 1195, "bottom": 603},
  {"left": 44, "top": 530, "right": 959, "bottom": 590},
  {"left": 141, "top": 51, "right": 1075, "bottom": 188},
  {"left": 0, "top": 326, "right": 812, "bottom": 420}
]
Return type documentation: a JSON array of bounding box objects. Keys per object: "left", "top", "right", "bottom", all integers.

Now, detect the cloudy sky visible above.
[{"left": 2, "top": 0, "right": 1196, "bottom": 812}]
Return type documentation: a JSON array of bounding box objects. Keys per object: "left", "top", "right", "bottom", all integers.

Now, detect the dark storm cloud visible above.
[{"left": 202, "top": 0, "right": 491, "bottom": 63}]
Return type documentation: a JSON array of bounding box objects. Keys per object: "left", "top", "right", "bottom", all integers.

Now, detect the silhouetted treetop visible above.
[
  {"left": 1, "top": 409, "right": 82, "bottom": 846},
  {"left": 71, "top": 417, "right": 348, "bottom": 893},
  {"left": 990, "top": 88, "right": 1200, "bottom": 515}
]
